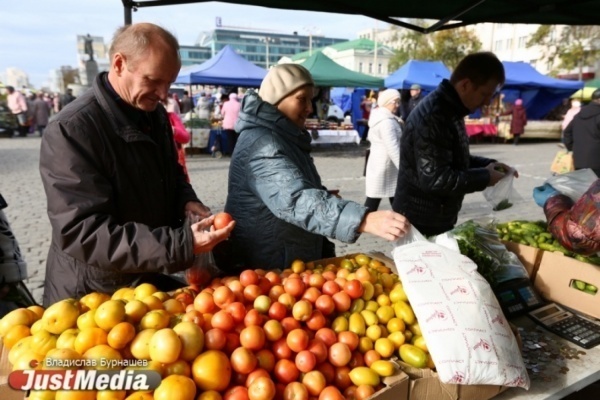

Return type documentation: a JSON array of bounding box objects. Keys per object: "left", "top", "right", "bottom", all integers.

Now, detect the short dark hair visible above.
[
  {"left": 6, "top": 86, "right": 14, "bottom": 92},
  {"left": 450, "top": 52, "right": 505, "bottom": 87}
]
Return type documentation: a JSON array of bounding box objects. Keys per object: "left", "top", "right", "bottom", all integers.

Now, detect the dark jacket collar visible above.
[
  {"left": 235, "top": 90, "right": 312, "bottom": 152},
  {"left": 92, "top": 72, "right": 157, "bottom": 141},
  {"left": 437, "top": 79, "right": 471, "bottom": 118}
]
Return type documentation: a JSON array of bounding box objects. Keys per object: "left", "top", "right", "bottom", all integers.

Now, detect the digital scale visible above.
[{"left": 493, "top": 278, "right": 600, "bottom": 349}]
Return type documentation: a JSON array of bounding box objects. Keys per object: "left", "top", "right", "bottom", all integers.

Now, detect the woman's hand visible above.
[{"left": 359, "top": 210, "right": 411, "bottom": 241}]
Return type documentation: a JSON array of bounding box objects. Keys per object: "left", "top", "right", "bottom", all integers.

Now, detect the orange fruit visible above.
[
  {"left": 192, "top": 350, "right": 232, "bottom": 391},
  {"left": 74, "top": 327, "right": 108, "bottom": 355},
  {"left": 149, "top": 328, "right": 182, "bottom": 364},
  {"left": 154, "top": 375, "right": 196, "bottom": 400},
  {"left": 95, "top": 300, "right": 127, "bottom": 331},
  {"left": 2, "top": 324, "right": 31, "bottom": 349},
  {"left": 130, "top": 329, "right": 157, "bottom": 360},
  {"left": 107, "top": 322, "right": 137, "bottom": 350}
]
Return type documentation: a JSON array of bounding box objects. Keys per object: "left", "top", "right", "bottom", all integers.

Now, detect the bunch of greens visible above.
[{"left": 450, "top": 220, "right": 529, "bottom": 287}]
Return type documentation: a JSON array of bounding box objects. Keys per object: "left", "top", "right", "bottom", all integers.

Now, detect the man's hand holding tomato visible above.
[{"left": 190, "top": 212, "right": 236, "bottom": 255}]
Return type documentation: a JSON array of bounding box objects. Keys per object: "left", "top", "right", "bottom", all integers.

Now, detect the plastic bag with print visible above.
[{"left": 391, "top": 227, "right": 530, "bottom": 389}]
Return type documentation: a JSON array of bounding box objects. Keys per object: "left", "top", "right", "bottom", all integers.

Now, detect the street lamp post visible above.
[{"left": 261, "top": 36, "right": 273, "bottom": 69}]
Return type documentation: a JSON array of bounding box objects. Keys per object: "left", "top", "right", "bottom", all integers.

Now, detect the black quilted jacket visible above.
[{"left": 392, "top": 80, "right": 493, "bottom": 236}]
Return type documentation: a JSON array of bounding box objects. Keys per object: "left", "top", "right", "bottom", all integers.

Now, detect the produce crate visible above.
[
  {"left": 314, "top": 252, "right": 507, "bottom": 400},
  {"left": 534, "top": 251, "right": 600, "bottom": 319},
  {"left": 501, "top": 241, "right": 544, "bottom": 281},
  {"left": 398, "top": 360, "right": 506, "bottom": 400},
  {"left": 0, "top": 342, "right": 26, "bottom": 400}
]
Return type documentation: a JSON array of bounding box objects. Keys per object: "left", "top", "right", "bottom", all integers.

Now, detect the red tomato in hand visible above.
[{"left": 214, "top": 212, "right": 234, "bottom": 229}]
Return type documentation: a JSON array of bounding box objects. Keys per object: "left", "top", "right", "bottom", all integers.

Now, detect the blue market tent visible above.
[
  {"left": 175, "top": 45, "right": 267, "bottom": 87},
  {"left": 501, "top": 62, "right": 583, "bottom": 119},
  {"left": 384, "top": 60, "right": 451, "bottom": 92}
]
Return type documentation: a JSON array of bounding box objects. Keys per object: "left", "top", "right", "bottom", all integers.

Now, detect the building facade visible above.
[
  {"left": 4, "top": 67, "right": 30, "bottom": 89},
  {"left": 195, "top": 28, "right": 348, "bottom": 69},
  {"left": 281, "top": 39, "right": 394, "bottom": 78}
]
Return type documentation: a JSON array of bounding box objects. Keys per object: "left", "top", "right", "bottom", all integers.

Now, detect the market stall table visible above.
[
  {"left": 465, "top": 123, "right": 498, "bottom": 137},
  {"left": 310, "top": 130, "right": 361, "bottom": 145},
  {"left": 495, "top": 315, "right": 600, "bottom": 400}
]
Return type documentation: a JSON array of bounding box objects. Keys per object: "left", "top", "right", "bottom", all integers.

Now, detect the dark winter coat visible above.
[
  {"left": 392, "top": 79, "right": 494, "bottom": 236},
  {"left": 39, "top": 73, "right": 198, "bottom": 306},
  {"left": 224, "top": 91, "right": 367, "bottom": 271},
  {"left": 564, "top": 102, "right": 600, "bottom": 173}
]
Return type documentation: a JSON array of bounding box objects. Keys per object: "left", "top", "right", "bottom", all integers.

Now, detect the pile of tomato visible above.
[{"left": 1, "top": 253, "right": 433, "bottom": 400}]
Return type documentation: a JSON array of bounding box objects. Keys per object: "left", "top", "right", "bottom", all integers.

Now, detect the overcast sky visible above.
[{"left": 1, "top": 0, "right": 383, "bottom": 88}]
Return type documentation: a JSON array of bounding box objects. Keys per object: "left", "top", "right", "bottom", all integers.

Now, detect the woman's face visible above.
[
  {"left": 385, "top": 98, "right": 400, "bottom": 114},
  {"left": 277, "top": 85, "right": 314, "bottom": 129}
]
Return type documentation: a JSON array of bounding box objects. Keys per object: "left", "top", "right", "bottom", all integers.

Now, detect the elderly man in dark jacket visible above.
[
  {"left": 39, "top": 23, "right": 233, "bottom": 306},
  {"left": 564, "top": 89, "right": 600, "bottom": 177},
  {"left": 393, "top": 52, "right": 517, "bottom": 236}
]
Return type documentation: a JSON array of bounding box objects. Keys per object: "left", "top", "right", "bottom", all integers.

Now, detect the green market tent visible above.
[
  {"left": 298, "top": 52, "right": 383, "bottom": 88},
  {"left": 571, "top": 87, "right": 597, "bottom": 101},
  {"left": 584, "top": 78, "right": 600, "bottom": 88},
  {"left": 122, "top": 1, "right": 600, "bottom": 33}
]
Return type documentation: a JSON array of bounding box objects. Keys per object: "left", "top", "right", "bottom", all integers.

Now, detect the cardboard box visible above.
[
  {"left": 0, "top": 342, "right": 26, "bottom": 400},
  {"left": 502, "top": 241, "right": 543, "bottom": 281},
  {"left": 398, "top": 361, "right": 507, "bottom": 400},
  {"left": 313, "top": 252, "right": 507, "bottom": 400},
  {"left": 534, "top": 251, "right": 600, "bottom": 319}
]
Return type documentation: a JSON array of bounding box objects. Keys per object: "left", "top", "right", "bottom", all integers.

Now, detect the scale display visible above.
[{"left": 493, "top": 278, "right": 545, "bottom": 318}]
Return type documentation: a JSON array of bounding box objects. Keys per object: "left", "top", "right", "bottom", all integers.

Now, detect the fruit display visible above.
[
  {"left": 496, "top": 220, "right": 600, "bottom": 265},
  {"left": 0, "top": 253, "right": 432, "bottom": 400}
]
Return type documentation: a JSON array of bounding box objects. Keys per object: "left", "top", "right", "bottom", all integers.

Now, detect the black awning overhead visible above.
[{"left": 121, "top": 0, "right": 599, "bottom": 32}]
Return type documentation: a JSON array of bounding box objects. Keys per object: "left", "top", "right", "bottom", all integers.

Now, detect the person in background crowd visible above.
[
  {"left": 364, "top": 89, "right": 402, "bottom": 211},
  {"left": 393, "top": 52, "right": 517, "bottom": 236},
  {"left": 166, "top": 92, "right": 181, "bottom": 114},
  {"left": 180, "top": 90, "right": 193, "bottom": 114},
  {"left": 398, "top": 89, "right": 411, "bottom": 122},
  {"left": 221, "top": 92, "right": 241, "bottom": 155},
  {"left": 359, "top": 95, "right": 372, "bottom": 141},
  {"left": 406, "top": 84, "right": 424, "bottom": 118},
  {"left": 533, "top": 179, "right": 600, "bottom": 255},
  {"left": 562, "top": 99, "right": 581, "bottom": 132},
  {"left": 0, "top": 193, "right": 37, "bottom": 317},
  {"left": 196, "top": 92, "right": 213, "bottom": 120},
  {"left": 39, "top": 22, "right": 234, "bottom": 306},
  {"left": 61, "top": 88, "right": 76, "bottom": 108},
  {"left": 162, "top": 99, "right": 191, "bottom": 182},
  {"left": 222, "top": 64, "right": 410, "bottom": 272},
  {"left": 52, "top": 92, "right": 61, "bottom": 114},
  {"left": 31, "top": 92, "right": 51, "bottom": 136},
  {"left": 500, "top": 98, "right": 527, "bottom": 146},
  {"left": 563, "top": 89, "right": 600, "bottom": 177},
  {"left": 43, "top": 92, "right": 53, "bottom": 112},
  {"left": 6, "top": 86, "right": 28, "bottom": 137}
]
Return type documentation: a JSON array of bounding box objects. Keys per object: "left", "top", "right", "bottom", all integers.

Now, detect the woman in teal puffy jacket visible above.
[{"left": 222, "top": 65, "right": 410, "bottom": 271}]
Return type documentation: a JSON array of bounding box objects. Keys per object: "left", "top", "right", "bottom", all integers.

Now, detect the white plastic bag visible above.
[
  {"left": 546, "top": 168, "right": 597, "bottom": 202},
  {"left": 482, "top": 169, "right": 522, "bottom": 211},
  {"left": 391, "top": 230, "right": 530, "bottom": 389}
]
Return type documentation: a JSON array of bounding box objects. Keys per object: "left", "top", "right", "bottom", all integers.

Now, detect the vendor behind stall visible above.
[{"left": 222, "top": 64, "right": 410, "bottom": 271}]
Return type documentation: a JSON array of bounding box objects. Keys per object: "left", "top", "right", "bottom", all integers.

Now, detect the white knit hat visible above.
[
  {"left": 259, "top": 64, "right": 314, "bottom": 105},
  {"left": 377, "top": 89, "right": 401, "bottom": 107}
]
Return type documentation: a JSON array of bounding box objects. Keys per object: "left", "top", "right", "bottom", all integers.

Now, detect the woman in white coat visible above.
[{"left": 364, "top": 89, "right": 402, "bottom": 211}]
